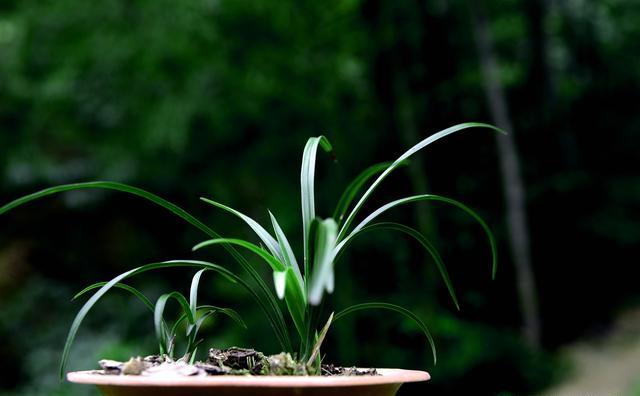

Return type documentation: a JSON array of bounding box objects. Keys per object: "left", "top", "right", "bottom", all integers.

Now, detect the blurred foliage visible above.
[{"left": 0, "top": 0, "right": 638, "bottom": 395}]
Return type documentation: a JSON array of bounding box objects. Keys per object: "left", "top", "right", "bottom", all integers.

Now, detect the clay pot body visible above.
[{"left": 67, "top": 368, "right": 429, "bottom": 396}]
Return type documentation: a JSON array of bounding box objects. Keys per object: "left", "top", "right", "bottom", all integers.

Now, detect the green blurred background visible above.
[{"left": 1, "top": 0, "right": 639, "bottom": 395}]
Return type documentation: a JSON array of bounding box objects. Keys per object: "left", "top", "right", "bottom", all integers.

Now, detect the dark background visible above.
[{"left": 1, "top": 1, "right": 638, "bottom": 395}]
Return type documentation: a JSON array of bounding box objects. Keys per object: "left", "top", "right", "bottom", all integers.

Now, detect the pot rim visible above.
[{"left": 67, "top": 368, "right": 429, "bottom": 388}]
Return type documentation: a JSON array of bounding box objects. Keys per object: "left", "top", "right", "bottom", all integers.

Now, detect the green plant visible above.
[
  {"left": 0, "top": 122, "right": 503, "bottom": 378},
  {"left": 72, "top": 269, "right": 246, "bottom": 364}
]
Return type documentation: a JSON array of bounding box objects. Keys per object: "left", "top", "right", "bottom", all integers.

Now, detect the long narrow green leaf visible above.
[
  {"left": 269, "top": 210, "right": 303, "bottom": 286},
  {"left": 196, "top": 305, "right": 247, "bottom": 330},
  {"left": 334, "top": 302, "right": 436, "bottom": 364},
  {"left": 325, "top": 267, "right": 334, "bottom": 294},
  {"left": 73, "top": 282, "right": 155, "bottom": 312},
  {"left": 283, "top": 267, "right": 307, "bottom": 338},
  {"left": 301, "top": 136, "right": 333, "bottom": 283},
  {"left": 308, "top": 218, "right": 338, "bottom": 305},
  {"left": 186, "top": 269, "right": 207, "bottom": 341},
  {"left": 332, "top": 160, "right": 408, "bottom": 226},
  {"left": 155, "top": 292, "right": 193, "bottom": 353},
  {"left": 189, "top": 310, "right": 216, "bottom": 339},
  {"left": 183, "top": 305, "right": 247, "bottom": 358},
  {"left": 193, "top": 238, "right": 286, "bottom": 272},
  {"left": 0, "top": 182, "right": 235, "bottom": 263},
  {"left": 194, "top": 310, "right": 216, "bottom": 332},
  {"left": 170, "top": 313, "right": 188, "bottom": 337},
  {"left": 73, "top": 281, "right": 174, "bottom": 348},
  {"left": 171, "top": 305, "right": 246, "bottom": 340},
  {"left": 333, "top": 222, "right": 459, "bottom": 310},
  {"left": 306, "top": 217, "right": 320, "bottom": 276},
  {"left": 273, "top": 270, "right": 286, "bottom": 299},
  {"left": 306, "top": 312, "right": 333, "bottom": 367},
  {"left": 58, "top": 260, "right": 288, "bottom": 378},
  {"left": 199, "top": 197, "right": 284, "bottom": 262},
  {"left": 337, "top": 123, "right": 505, "bottom": 242},
  {"left": 337, "top": 194, "right": 497, "bottom": 279},
  {"left": 186, "top": 310, "right": 216, "bottom": 355},
  {"left": 189, "top": 347, "right": 200, "bottom": 364},
  {"left": 0, "top": 181, "right": 291, "bottom": 354},
  {"left": 190, "top": 269, "right": 206, "bottom": 315}
]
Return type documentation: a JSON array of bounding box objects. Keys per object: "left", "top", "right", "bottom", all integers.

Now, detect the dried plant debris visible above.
[
  {"left": 207, "top": 347, "right": 267, "bottom": 374},
  {"left": 264, "top": 352, "right": 308, "bottom": 376},
  {"left": 194, "top": 362, "right": 231, "bottom": 375},
  {"left": 144, "top": 361, "right": 206, "bottom": 377},
  {"left": 122, "top": 357, "right": 147, "bottom": 375},
  {"left": 98, "top": 359, "right": 125, "bottom": 375},
  {"left": 95, "top": 348, "right": 378, "bottom": 377},
  {"left": 142, "top": 355, "right": 164, "bottom": 366},
  {"left": 98, "top": 356, "right": 163, "bottom": 376},
  {"left": 322, "top": 364, "right": 379, "bottom": 376}
]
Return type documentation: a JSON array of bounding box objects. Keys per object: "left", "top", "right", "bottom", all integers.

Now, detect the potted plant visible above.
[{"left": 0, "top": 122, "right": 502, "bottom": 396}]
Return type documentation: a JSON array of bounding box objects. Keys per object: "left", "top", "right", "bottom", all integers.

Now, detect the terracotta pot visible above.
[{"left": 67, "top": 368, "right": 429, "bottom": 396}]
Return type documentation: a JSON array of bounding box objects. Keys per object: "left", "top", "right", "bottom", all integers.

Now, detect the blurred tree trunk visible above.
[{"left": 470, "top": 2, "right": 541, "bottom": 347}]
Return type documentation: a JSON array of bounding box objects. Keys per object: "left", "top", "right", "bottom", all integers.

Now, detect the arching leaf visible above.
[
  {"left": 0, "top": 181, "right": 291, "bottom": 356},
  {"left": 301, "top": 136, "right": 333, "bottom": 280},
  {"left": 336, "top": 194, "right": 497, "bottom": 279},
  {"left": 308, "top": 218, "right": 338, "bottom": 305},
  {"left": 58, "top": 260, "right": 287, "bottom": 379},
  {"left": 337, "top": 123, "right": 505, "bottom": 241},
  {"left": 193, "top": 238, "right": 286, "bottom": 272},
  {"left": 154, "top": 292, "right": 193, "bottom": 354},
  {"left": 334, "top": 222, "right": 459, "bottom": 309},
  {"left": 199, "top": 197, "right": 284, "bottom": 262},
  {"left": 269, "top": 210, "right": 303, "bottom": 285},
  {"left": 334, "top": 302, "right": 436, "bottom": 364},
  {"left": 333, "top": 160, "right": 408, "bottom": 226}
]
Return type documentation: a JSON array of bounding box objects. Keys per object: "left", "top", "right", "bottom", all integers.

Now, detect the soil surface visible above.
[{"left": 95, "top": 347, "right": 379, "bottom": 377}]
